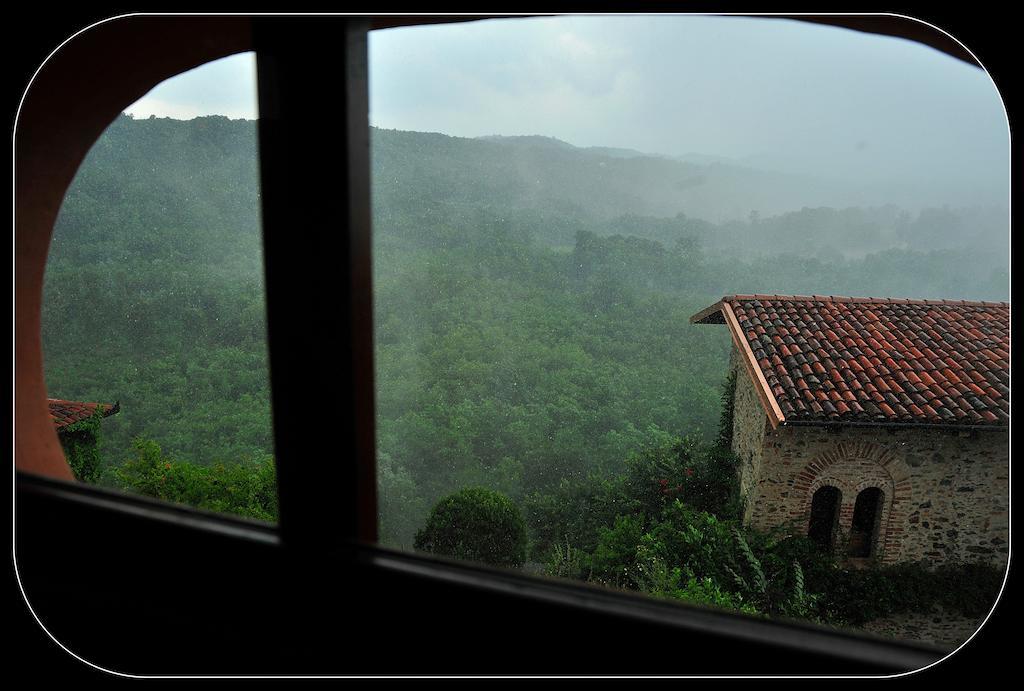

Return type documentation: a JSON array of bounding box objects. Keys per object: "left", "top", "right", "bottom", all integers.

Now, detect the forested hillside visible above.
[
  {"left": 44, "top": 115, "right": 271, "bottom": 468},
  {"left": 43, "top": 115, "right": 1009, "bottom": 546}
]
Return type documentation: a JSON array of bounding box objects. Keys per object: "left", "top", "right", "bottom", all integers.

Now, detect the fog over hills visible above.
[
  {"left": 370, "top": 16, "right": 1008, "bottom": 224},
  {"left": 54, "top": 114, "right": 1008, "bottom": 276},
  {"left": 373, "top": 126, "right": 1009, "bottom": 266},
  {"left": 470, "top": 131, "right": 1007, "bottom": 223}
]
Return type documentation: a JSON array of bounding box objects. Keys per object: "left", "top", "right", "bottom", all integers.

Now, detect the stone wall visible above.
[
  {"left": 743, "top": 422, "right": 1008, "bottom": 567},
  {"left": 857, "top": 607, "right": 990, "bottom": 651},
  {"left": 728, "top": 346, "right": 768, "bottom": 523}
]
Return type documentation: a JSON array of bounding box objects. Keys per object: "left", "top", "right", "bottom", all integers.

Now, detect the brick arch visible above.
[
  {"left": 793, "top": 440, "right": 913, "bottom": 564},
  {"left": 808, "top": 476, "right": 849, "bottom": 497}
]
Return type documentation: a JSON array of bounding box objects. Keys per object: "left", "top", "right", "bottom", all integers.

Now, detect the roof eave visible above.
[
  {"left": 690, "top": 298, "right": 786, "bottom": 429},
  {"left": 720, "top": 302, "right": 787, "bottom": 430},
  {"left": 780, "top": 419, "right": 1008, "bottom": 432},
  {"left": 689, "top": 298, "right": 730, "bottom": 324}
]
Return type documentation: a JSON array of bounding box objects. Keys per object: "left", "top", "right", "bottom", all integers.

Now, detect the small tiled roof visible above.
[
  {"left": 691, "top": 295, "right": 1009, "bottom": 429},
  {"left": 48, "top": 398, "right": 119, "bottom": 430}
]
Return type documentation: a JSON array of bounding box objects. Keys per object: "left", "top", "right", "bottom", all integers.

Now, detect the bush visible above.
[
  {"left": 113, "top": 437, "right": 278, "bottom": 521},
  {"left": 523, "top": 473, "right": 628, "bottom": 562},
  {"left": 574, "top": 497, "right": 835, "bottom": 620},
  {"left": 810, "top": 560, "right": 1004, "bottom": 626},
  {"left": 645, "top": 501, "right": 736, "bottom": 582},
  {"left": 622, "top": 436, "right": 741, "bottom": 520},
  {"left": 588, "top": 501, "right": 738, "bottom": 595},
  {"left": 669, "top": 573, "right": 759, "bottom": 615},
  {"left": 524, "top": 436, "right": 742, "bottom": 564},
  {"left": 723, "top": 527, "right": 819, "bottom": 619},
  {"left": 414, "top": 487, "right": 528, "bottom": 568},
  {"left": 589, "top": 513, "right": 648, "bottom": 586}
]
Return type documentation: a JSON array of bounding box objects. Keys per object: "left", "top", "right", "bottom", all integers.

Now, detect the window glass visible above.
[
  {"left": 369, "top": 15, "right": 1008, "bottom": 651},
  {"left": 41, "top": 52, "right": 278, "bottom": 522}
]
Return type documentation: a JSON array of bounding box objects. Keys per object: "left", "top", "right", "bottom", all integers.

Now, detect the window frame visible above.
[{"left": 14, "top": 13, "right": 996, "bottom": 676}]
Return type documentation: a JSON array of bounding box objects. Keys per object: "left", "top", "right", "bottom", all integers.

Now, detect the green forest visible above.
[{"left": 42, "top": 115, "right": 1007, "bottom": 628}]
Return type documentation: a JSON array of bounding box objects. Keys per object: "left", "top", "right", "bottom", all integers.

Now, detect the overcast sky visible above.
[{"left": 124, "top": 15, "right": 1007, "bottom": 200}]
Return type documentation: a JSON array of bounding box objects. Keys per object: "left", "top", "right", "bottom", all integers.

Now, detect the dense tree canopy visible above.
[{"left": 43, "top": 115, "right": 1008, "bottom": 552}]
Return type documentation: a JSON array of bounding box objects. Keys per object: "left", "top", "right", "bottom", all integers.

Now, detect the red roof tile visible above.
[
  {"left": 48, "top": 398, "right": 119, "bottom": 430},
  {"left": 692, "top": 295, "right": 1009, "bottom": 428}
]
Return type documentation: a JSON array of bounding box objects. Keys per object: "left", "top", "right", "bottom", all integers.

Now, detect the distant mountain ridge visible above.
[
  {"left": 59, "top": 115, "right": 1007, "bottom": 265},
  {"left": 477, "top": 134, "right": 578, "bottom": 150},
  {"left": 376, "top": 126, "right": 1006, "bottom": 224}
]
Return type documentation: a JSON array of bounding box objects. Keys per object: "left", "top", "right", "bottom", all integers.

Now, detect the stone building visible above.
[{"left": 691, "top": 295, "right": 1008, "bottom": 567}]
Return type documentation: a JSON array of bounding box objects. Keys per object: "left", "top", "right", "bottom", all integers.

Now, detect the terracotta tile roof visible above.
[
  {"left": 691, "top": 295, "right": 1009, "bottom": 429},
  {"left": 48, "top": 398, "right": 119, "bottom": 430}
]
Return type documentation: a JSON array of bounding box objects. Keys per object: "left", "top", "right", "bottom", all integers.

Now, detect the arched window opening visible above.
[
  {"left": 808, "top": 486, "right": 842, "bottom": 551},
  {"left": 848, "top": 487, "right": 884, "bottom": 558}
]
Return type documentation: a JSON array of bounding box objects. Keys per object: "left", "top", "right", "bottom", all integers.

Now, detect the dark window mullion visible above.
[{"left": 254, "top": 17, "right": 377, "bottom": 549}]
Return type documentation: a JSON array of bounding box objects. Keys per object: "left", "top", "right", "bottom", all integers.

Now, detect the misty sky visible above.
[{"left": 124, "top": 15, "right": 1007, "bottom": 203}]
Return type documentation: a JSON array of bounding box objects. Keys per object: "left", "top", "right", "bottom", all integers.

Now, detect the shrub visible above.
[
  {"left": 723, "top": 527, "right": 819, "bottom": 619},
  {"left": 671, "top": 573, "right": 759, "bottom": 615},
  {"left": 645, "top": 500, "right": 735, "bottom": 581},
  {"left": 114, "top": 437, "right": 278, "bottom": 521},
  {"left": 744, "top": 525, "right": 837, "bottom": 580},
  {"left": 414, "top": 487, "right": 528, "bottom": 569},
  {"left": 523, "top": 473, "right": 628, "bottom": 562},
  {"left": 622, "top": 436, "right": 741, "bottom": 520},
  {"left": 588, "top": 501, "right": 738, "bottom": 594},
  {"left": 630, "top": 539, "right": 756, "bottom": 614},
  {"left": 589, "top": 513, "right": 647, "bottom": 586},
  {"left": 524, "top": 436, "right": 742, "bottom": 564},
  {"left": 810, "top": 560, "right": 1004, "bottom": 626}
]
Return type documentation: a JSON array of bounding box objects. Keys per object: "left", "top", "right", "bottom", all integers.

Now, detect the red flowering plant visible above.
[
  {"left": 625, "top": 436, "right": 741, "bottom": 521},
  {"left": 658, "top": 477, "right": 685, "bottom": 498}
]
